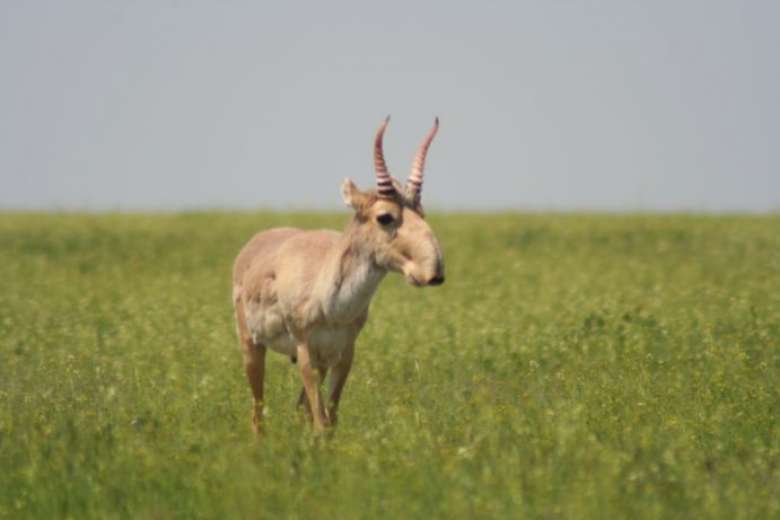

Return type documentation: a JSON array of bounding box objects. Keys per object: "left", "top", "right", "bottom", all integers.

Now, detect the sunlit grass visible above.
[{"left": 1, "top": 212, "right": 778, "bottom": 518}]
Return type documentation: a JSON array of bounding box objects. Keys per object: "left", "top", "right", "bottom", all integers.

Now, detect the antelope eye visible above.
[{"left": 376, "top": 213, "right": 395, "bottom": 226}]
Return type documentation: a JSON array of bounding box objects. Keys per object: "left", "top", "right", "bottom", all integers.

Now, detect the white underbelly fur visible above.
[{"left": 238, "top": 257, "right": 379, "bottom": 367}]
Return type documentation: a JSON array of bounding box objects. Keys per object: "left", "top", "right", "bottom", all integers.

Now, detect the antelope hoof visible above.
[
  {"left": 252, "top": 418, "right": 263, "bottom": 435},
  {"left": 252, "top": 408, "right": 264, "bottom": 435}
]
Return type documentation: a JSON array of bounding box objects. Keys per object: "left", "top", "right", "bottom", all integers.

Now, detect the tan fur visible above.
[{"left": 232, "top": 124, "right": 444, "bottom": 434}]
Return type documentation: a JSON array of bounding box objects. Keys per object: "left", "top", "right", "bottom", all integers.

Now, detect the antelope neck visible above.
[{"left": 316, "top": 223, "right": 386, "bottom": 324}]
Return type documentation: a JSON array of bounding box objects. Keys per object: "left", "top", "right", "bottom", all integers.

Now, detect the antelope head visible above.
[{"left": 341, "top": 117, "right": 445, "bottom": 287}]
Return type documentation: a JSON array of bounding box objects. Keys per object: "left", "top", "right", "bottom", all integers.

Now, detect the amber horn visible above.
[
  {"left": 407, "top": 117, "right": 439, "bottom": 200},
  {"left": 374, "top": 116, "right": 395, "bottom": 198}
]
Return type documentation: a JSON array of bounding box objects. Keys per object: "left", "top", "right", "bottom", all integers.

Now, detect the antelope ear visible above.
[{"left": 341, "top": 179, "right": 367, "bottom": 210}]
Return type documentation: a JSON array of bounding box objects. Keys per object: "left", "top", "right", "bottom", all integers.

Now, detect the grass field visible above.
[{"left": 0, "top": 212, "right": 778, "bottom": 519}]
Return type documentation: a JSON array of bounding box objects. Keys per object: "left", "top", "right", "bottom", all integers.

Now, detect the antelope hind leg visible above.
[
  {"left": 235, "top": 297, "right": 266, "bottom": 434},
  {"left": 243, "top": 343, "right": 267, "bottom": 434}
]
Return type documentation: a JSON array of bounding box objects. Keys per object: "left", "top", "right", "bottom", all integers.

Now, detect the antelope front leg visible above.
[
  {"left": 296, "top": 366, "right": 328, "bottom": 421},
  {"left": 327, "top": 343, "right": 354, "bottom": 427},
  {"left": 296, "top": 343, "right": 330, "bottom": 432}
]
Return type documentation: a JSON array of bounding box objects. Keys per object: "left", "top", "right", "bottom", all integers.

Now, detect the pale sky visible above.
[{"left": 1, "top": 1, "right": 777, "bottom": 212}]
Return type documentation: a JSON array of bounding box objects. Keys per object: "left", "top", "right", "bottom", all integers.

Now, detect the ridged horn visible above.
[
  {"left": 374, "top": 116, "right": 395, "bottom": 198},
  {"left": 407, "top": 117, "right": 439, "bottom": 201}
]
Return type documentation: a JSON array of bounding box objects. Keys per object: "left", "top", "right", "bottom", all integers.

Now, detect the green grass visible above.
[{"left": 0, "top": 212, "right": 778, "bottom": 519}]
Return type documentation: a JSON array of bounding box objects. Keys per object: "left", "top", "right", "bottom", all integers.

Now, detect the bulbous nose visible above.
[
  {"left": 428, "top": 275, "right": 445, "bottom": 286},
  {"left": 427, "top": 253, "right": 445, "bottom": 286}
]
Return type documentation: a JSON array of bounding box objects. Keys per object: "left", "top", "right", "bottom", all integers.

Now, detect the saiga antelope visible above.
[{"left": 232, "top": 117, "right": 444, "bottom": 433}]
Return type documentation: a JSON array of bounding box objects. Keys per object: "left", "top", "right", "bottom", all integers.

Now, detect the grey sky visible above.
[{"left": 1, "top": 1, "right": 777, "bottom": 212}]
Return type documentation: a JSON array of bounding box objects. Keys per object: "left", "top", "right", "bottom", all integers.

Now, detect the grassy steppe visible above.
[{"left": 0, "top": 212, "right": 778, "bottom": 519}]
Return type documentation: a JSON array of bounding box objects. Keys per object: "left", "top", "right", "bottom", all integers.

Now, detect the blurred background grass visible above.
[{"left": 0, "top": 212, "right": 778, "bottom": 518}]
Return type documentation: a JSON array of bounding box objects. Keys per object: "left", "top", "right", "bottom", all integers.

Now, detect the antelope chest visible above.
[
  {"left": 245, "top": 296, "right": 363, "bottom": 366},
  {"left": 307, "top": 324, "right": 360, "bottom": 366},
  {"left": 256, "top": 322, "right": 359, "bottom": 367}
]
